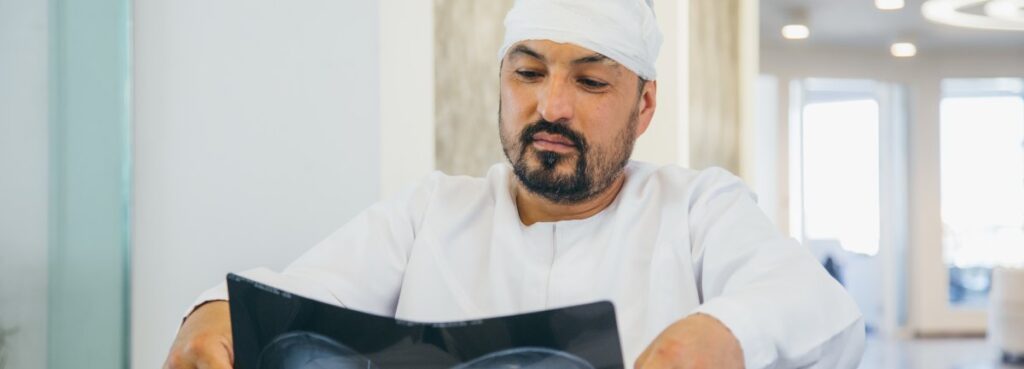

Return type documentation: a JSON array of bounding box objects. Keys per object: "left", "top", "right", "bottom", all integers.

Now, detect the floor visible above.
[{"left": 858, "top": 337, "right": 1023, "bottom": 369}]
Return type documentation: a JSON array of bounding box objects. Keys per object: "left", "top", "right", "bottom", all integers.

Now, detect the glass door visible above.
[
  {"left": 911, "top": 77, "right": 1024, "bottom": 335},
  {"left": 789, "top": 78, "right": 909, "bottom": 336},
  {"left": 940, "top": 78, "right": 1024, "bottom": 307}
]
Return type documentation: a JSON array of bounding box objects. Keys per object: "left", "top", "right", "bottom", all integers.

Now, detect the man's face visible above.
[{"left": 499, "top": 40, "right": 654, "bottom": 204}]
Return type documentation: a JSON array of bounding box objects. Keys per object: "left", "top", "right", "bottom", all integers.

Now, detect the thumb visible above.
[{"left": 196, "top": 353, "right": 232, "bottom": 369}]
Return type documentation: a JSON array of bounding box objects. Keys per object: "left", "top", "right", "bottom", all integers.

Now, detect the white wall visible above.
[
  {"left": 131, "top": 1, "right": 381, "bottom": 368},
  {"left": 0, "top": 0, "right": 49, "bottom": 368}
]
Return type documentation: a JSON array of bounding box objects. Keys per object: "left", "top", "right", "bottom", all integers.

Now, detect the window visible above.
[
  {"left": 940, "top": 78, "right": 1024, "bottom": 307},
  {"left": 802, "top": 99, "right": 882, "bottom": 255},
  {"left": 796, "top": 79, "right": 882, "bottom": 256}
]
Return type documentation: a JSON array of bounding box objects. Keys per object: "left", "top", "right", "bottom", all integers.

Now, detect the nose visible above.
[{"left": 537, "top": 76, "right": 574, "bottom": 123}]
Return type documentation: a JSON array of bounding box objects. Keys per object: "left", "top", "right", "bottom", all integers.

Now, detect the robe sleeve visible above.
[
  {"left": 181, "top": 172, "right": 440, "bottom": 321},
  {"left": 687, "top": 168, "right": 865, "bottom": 369}
]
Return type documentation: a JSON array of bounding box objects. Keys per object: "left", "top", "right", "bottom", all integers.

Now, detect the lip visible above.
[
  {"left": 532, "top": 132, "right": 575, "bottom": 147},
  {"left": 531, "top": 140, "right": 576, "bottom": 153},
  {"left": 530, "top": 132, "right": 576, "bottom": 153}
]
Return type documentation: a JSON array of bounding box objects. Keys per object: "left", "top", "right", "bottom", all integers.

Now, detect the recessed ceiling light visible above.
[
  {"left": 890, "top": 42, "right": 917, "bottom": 57},
  {"left": 782, "top": 24, "right": 810, "bottom": 39},
  {"left": 782, "top": 8, "right": 810, "bottom": 40},
  {"left": 875, "top": 0, "right": 905, "bottom": 10}
]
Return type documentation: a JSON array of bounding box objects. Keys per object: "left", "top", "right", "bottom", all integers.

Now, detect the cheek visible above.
[
  {"left": 500, "top": 80, "right": 539, "bottom": 119},
  {"left": 499, "top": 94, "right": 521, "bottom": 135},
  {"left": 576, "top": 97, "right": 626, "bottom": 145}
]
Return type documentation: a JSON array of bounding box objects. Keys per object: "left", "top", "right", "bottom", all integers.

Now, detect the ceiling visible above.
[{"left": 760, "top": 0, "right": 1024, "bottom": 52}]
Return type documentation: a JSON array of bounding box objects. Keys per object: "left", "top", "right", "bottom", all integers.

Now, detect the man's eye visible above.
[
  {"left": 578, "top": 78, "right": 608, "bottom": 89},
  {"left": 515, "top": 70, "right": 543, "bottom": 79}
]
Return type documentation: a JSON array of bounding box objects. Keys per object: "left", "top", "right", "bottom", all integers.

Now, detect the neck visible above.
[{"left": 514, "top": 174, "right": 626, "bottom": 226}]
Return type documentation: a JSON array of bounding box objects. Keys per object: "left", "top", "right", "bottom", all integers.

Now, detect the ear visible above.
[{"left": 634, "top": 80, "right": 657, "bottom": 137}]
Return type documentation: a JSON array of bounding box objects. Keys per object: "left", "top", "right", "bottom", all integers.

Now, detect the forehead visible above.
[{"left": 505, "top": 40, "right": 621, "bottom": 69}]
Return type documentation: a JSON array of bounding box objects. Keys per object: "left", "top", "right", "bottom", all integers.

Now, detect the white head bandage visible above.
[{"left": 498, "top": 0, "right": 663, "bottom": 80}]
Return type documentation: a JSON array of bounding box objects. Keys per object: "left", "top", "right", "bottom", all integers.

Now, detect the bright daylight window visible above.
[
  {"left": 940, "top": 78, "right": 1024, "bottom": 307},
  {"left": 801, "top": 94, "right": 881, "bottom": 256}
]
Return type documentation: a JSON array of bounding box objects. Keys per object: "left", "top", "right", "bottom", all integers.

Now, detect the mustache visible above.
[{"left": 518, "top": 120, "right": 588, "bottom": 153}]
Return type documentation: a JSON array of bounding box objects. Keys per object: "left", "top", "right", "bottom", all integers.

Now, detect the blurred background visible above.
[{"left": 0, "top": 0, "right": 1021, "bottom": 368}]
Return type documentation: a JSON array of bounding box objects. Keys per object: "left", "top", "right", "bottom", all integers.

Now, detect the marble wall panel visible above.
[
  {"left": 434, "top": 0, "right": 514, "bottom": 176},
  {"left": 689, "top": 0, "right": 745, "bottom": 174}
]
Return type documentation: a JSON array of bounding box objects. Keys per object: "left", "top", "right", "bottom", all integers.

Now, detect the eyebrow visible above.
[
  {"left": 571, "top": 53, "right": 618, "bottom": 67},
  {"left": 508, "top": 45, "right": 619, "bottom": 67},
  {"left": 509, "top": 45, "right": 545, "bottom": 62}
]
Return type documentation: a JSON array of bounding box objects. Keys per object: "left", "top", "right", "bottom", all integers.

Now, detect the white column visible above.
[
  {"left": 632, "top": 0, "right": 689, "bottom": 166},
  {"left": 379, "top": 0, "right": 436, "bottom": 199}
]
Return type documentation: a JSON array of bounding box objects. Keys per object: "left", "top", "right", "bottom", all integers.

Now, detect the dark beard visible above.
[
  {"left": 512, "top": 120, "right": 593, "bottom": 203},
  {"left": 500, "top": 113, "right": 638, "bottom": 204}
]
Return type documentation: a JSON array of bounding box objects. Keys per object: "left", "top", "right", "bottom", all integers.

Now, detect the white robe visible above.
[{"left": 189, "top": 161, "right": 865, "bottom": 368}]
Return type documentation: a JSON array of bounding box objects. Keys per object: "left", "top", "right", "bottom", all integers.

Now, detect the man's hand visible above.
[
  {"left": 635, "top": 313, "right": 745, "bottom": 369},
  {"left": 163, "top": 301, "right": 234, "bottom": 369}
]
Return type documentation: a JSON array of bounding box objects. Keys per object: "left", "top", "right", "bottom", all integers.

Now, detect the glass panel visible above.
[
  {"left": 802, "top": 99, "right": 882, "bottom": 256},
  {"left": 47, "top": 0, "right": 133, "bottom": 367},
  {"left": 940, "top": 78, "right": 1024, "bottom": 307}
]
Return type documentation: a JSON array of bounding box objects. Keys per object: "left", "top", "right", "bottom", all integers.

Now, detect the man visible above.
[{"left": 165, "top": 0, "right": 865, "bottom": 368}]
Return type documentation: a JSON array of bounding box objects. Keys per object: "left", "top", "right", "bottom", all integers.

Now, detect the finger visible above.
[
  {"left": 221, "top": 335, "right": 235, "bottom": 365},
  {"left": 194, "top": 339, "right": 233, "bottom": 369},
  {"left": 639, "top": 353, "right": 676, "bottom": 369},
  {"left": 162, "top": 353, "right": 197, "bottom": 369},
  {"left": 195, "top": 353, "right": 232, "bottom": 369}
]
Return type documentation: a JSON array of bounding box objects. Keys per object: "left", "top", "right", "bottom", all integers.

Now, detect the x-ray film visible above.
[{"left": 227, "top": 273, "right": 625, "bottom": 369}]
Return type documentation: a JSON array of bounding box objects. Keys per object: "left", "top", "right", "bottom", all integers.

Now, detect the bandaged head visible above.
[{"left": 498, "top": 0, "right": 663, "bottom": 80}]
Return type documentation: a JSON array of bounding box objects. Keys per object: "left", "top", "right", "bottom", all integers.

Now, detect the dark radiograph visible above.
[
  {"left": 257, "top": 334, "right": 595, "bottom": 369},
  {"left": 257, "top": 331, "right": 377, "bottom": 369},
  {"left": 452, "top": 347, "right": 596, "bottom": 369},
  {"left": 228, "top": 273, "right": 624, "bottom": 369}
]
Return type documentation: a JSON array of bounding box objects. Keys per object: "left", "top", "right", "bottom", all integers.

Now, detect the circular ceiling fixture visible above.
[{"left": 922, "top": 0, "right": 1024, "bottom": 31}]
